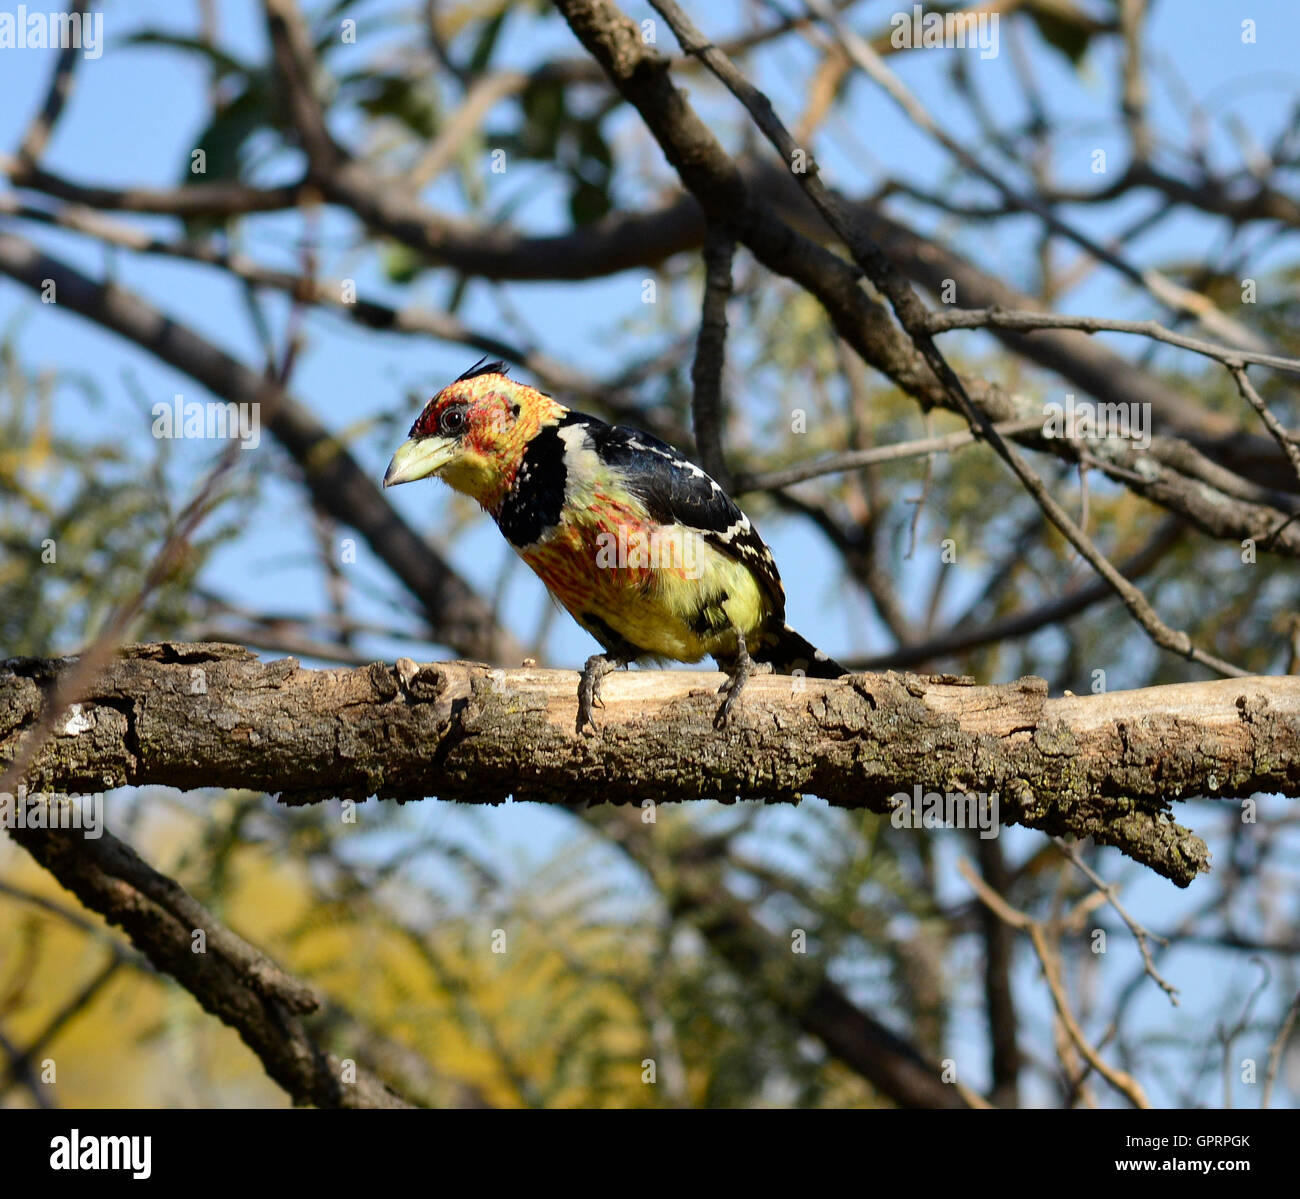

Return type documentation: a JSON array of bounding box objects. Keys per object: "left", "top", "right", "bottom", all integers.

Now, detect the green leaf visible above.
[
  {"left": 355, "top": 74, "right": 439, "bottom": 140},
  {"left": 381, "top": 241, "right": 425, "bottom": 285},
  {"left": 578, "top": 119, "right": 613, "bottom": 172},
  {"left": 186, "top": 87, "right": 270, "bottom": 185},
  {"left": 467, "top": 10, "right": 507, "bottom": 75},
  {"left": 567, "top": 119, "right": 612, "bottom": 224},
  {"left": 569, "top": 177, "right": 611, "bottom": 226},
  {"left": 520, "top": 79, "right": 566, "bottom": 159},
  {"left": 121, "top": 30, "right": 251, "bottom": 80},
  {"left": 1025, "top": 3, "right": 1097, "bottom": 65}
]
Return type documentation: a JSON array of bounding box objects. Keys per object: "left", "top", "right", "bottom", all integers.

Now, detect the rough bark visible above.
[{"left": 5, "top": 643, "right": 1298, "bottom": 886}]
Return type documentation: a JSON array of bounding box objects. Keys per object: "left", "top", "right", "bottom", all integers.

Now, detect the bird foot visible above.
[
  {"left": 576, "top": 653, "right": 621, "bottom": 736},
  {"left": 713, "top": 632, "right": 768, "bottom": 729}
]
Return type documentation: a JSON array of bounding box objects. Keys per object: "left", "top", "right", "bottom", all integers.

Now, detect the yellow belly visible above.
[{"left": 520, "top": 518, "right": 770, "bottom": 662}]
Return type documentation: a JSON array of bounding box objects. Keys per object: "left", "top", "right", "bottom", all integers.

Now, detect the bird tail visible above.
[{"left": 756, "top": 623, "right": 847, "bottom": 678}]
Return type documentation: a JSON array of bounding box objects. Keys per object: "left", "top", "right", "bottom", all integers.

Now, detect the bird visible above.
[{"left": 384, "top": 359, "right": 846, "bottom": 734}]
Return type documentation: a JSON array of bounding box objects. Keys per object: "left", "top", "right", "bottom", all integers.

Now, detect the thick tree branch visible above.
[{"left": 8, "top": 643, "right": 1300, "bottom": 886}]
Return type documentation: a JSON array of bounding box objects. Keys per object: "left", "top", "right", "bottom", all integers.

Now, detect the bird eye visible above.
[{"left": 440, "top": 406, "right": 467, "bottom": 435}]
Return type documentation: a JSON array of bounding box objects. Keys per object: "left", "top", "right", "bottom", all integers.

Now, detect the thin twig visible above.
[
  {"left": 1052, "top": 838, "right": 1178, "bottom": 1004},
  {"left": 1215, "top": 958, "right": 1270, "bottom": 1109},
  {"left": 0, "top": 195, "right": 597, "bottom": 397},
  {"left": 926, "top": 306, "right": 1300, "bottom": 378},
  {"left": 959, "top": 859, "right": 1151, "bottom": 1108},
  {"left": 1262, "top": 988, "right": 1300, "bottom": 1109},
  {"left": 1228, "top": 364, "right": 1300, "bottom": 489},
  {"left": 0, "top": 442, "right": 246, "bottom": 800},
  {"left": 796, "top": 0, "right": 1268, "bottom": 354},
  {"left": 0, "top": 958, "right": 122, "bottom": 1093},
  {"left": 736, "top": 420, "right": 1044, "bottom": 492},
  {"left": 15, "top": 0, "right": 90, "bottom": 163}
]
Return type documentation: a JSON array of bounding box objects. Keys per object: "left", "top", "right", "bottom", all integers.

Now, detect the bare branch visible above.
[
  {"left": 735, "top": 418, "right": 1043, "bottom": 491},
  {"left": 15, "top": 0, "right": 90, "bottom": 163},
  {"left": 1229, "top": 365, "right": 1300, "bottom": 489},
  {"left": 1052, "top": 838, "right": 1178, "bottom": 1004},
  {"left": 855, "top": 517, "right": 1185, "bottom": 671},
  {"left": 691, "top": 223, "right": 736, "bottom": 490},
  {"left": 926, "top": 306, "right": 1300, "bottom": 379},
  {"left": 959, "top": 859, "right": 1151, "bottom": 1108},
  {"left": 1263, "top": 989, "right": 1300, "bottom": 1108},
  {"left": 11, "top": 644, "right": 1300, "bottom": 885},
  {"left": 798, "top": 0, "right": 1266, "bottom": 354},
  {"left": 8, "top": 821, "right": 412, "bottom": 1107}
]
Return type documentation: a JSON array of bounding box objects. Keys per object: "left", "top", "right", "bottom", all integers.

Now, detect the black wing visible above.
[{"left": 577, "top": 416, "right": 787, "bottom": 620}]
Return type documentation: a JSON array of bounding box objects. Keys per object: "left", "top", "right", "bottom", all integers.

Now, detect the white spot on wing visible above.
[{"left": 714, "top": 515, "right": 752, "bottom": 543}]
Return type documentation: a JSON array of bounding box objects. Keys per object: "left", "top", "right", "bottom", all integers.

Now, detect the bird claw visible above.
[
  {"left": 713, "top": 689, "right": 741, "bottom": 730},
  {"left": 713, "top": 631, "right": 758, "bottom": 729},
  {"left": 576, "top": 681, "right": 601, "bottom": 737},
  {"left": 576, "top": 653, "right": 619, "bottom": 736},
  {"left": 713, "top": 671, "right": 753, "bottom": 728}
]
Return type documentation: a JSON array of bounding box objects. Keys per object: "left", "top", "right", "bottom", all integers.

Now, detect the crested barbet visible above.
[{"left": 384, "top": 360, "right": 847, "bottom": 734}]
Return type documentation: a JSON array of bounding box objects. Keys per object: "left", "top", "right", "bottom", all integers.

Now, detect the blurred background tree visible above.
[{"left": 1, "top": 0, "right": 1299, "bottom": 1108}]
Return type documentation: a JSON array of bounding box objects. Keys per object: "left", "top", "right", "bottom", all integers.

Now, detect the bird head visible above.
[{"left": 383, "top": 360, "right": 559, "bottom": 507}]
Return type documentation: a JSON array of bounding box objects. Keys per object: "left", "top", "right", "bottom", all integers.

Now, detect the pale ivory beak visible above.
[{"left": 383, "top": 436, "right": 457, "bottom": 488}]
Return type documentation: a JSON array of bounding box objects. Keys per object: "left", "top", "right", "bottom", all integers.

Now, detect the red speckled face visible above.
[
  {"left": 409, "top": 377, "right": 515, "bottom": 450},
  {"left": 386, "top": 367, "right": 566, "bottom": 502}
]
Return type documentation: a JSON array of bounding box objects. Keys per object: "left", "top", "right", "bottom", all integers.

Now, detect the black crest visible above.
[{"left": 456, "top": 356, "right": 509, "bottom": 383}]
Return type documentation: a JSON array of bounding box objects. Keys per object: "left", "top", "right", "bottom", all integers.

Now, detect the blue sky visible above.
[
  {"left": 4, "top": 0, "right": 1298, "bottom": 659},
  {"left": 4, "top": 0, "right": 1298, "bottom": 670},
  {"left": 3, "top": 0, "right": 1299, "bottom": 1105}
]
